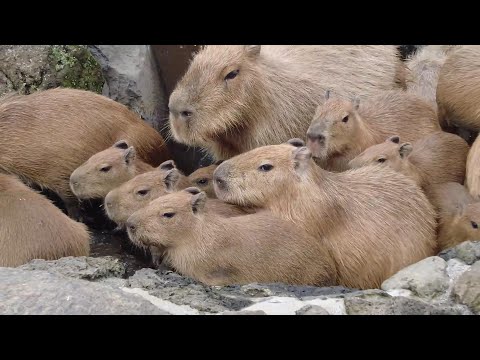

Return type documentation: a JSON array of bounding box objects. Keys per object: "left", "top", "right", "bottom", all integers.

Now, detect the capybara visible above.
[
  {"left": 187, "top": 160, "right": 224, "bottom": 198},
  {"left": 437, "top": 45, "right": 480, "bottom": 131},
  {"left": 213, "top": 141, "right": 437, "bottom": 289},
  {"left": 465, "top": 136, "right": 480, "bottom": 199},
  {"left": 307, "top": 90, "right": 440, "bottom": 172},
  {"left": 405, "top": 45, "right": 457, "bottom": 110},
  {"left": 426, "top": 182, "right": 480, "bottom": 250},
  {"left": 126, "top": 187, "right": 336, "bottom": 286},
  {"left": 0, "top": 174, "right": 90, "bottom": 267},
  {"left": 0, "top": 88, "right": 170, "bottom": 218},
  {"left": 169, "top": 45, "right": 406, "bottom": 160},
  {"left": 348, "top": 132, "right": 468, "bottom": 189}
]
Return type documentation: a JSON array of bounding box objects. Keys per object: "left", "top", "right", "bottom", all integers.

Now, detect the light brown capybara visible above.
[
  {"left": 437, "top": 45, "right": 480, "bottom": 132},
  {"left": 0, "top": 174, "right": 90, "bottom": 267},
  {"left": 348, "top": 132, "right": 468, "bottom": 190},
  {"left": 126, "top": 187, "right": 336, "bottom": 286},
  {"left": 169, "top": 45, "right": 406, "bottom": 160},
  {"left": 212, "top": 140, "right": 437, "bottom": 290},
  {"left": 426, "top": 182, "right": 480, "bottom": 250},
  {"left": 187, "top": 160, "right": 224, "bottom": 198},
  {"left": 306, "top": 90, "right": 440, "bottom": 172},
  {"left": 465, "top": 136, "right": 480, "bottom": 199},
  {"left": 0, "top": 88, "right": 170, "bottom": 218},
  {"left": 405, "top": 45, "right": 457, "bottom": 110}
]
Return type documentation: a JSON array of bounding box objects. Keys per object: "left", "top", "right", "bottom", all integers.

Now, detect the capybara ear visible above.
[
  {"left": 286, "top": 138, "right": 305, "bottom": 148},
  {"left": 325, "top": 89, "right": 331, "bottom": 100},
  {"left": 163, "top": 169, "right": 180, "bottom": 191},
  {"left": 191, "top": 191, "right": 207, "bottom": 214},
  {"left": 292, "top": 146, "right": 312, "bottom": 173},
  {"left": 214, "top": 160, "right": 225, "bottom": 166},
  {"left": 352, "top": 96, "right": 360, "bottom": 110},
  {"left": 184, "top": 187, "right": 201, "bottom": 195},
  {"left": 113, "top": 140, "right": 129, "bottom": 149},
  {"left": 387, "top": 135, "right": 400, "bottom": 144},
  {"left": 399, "top": 143, "right": 413, "bottom": 158},
  {"left": 158, "top": 160, "right": 177, "bottom": 171},
  {"left": 124, "top": 147, "right": 136, "bottom": 165},
  {"left": 245, "top": 45, "right": 261, "bottom": 57}
]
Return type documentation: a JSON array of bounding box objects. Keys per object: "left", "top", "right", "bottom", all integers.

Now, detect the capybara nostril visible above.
[
  {"left": 127, "top": 222, "right": 136, "bottom": 233},
  {"left": 214, "top": 176, "right": 227, "bottom": 191},
  {"left": 307, "top": 132, "right": 325, "bottom": 143}
]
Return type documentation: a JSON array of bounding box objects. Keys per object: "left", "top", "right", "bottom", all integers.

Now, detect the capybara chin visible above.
[
  {"left": 0, "top": 88, "right": 170, "bottom": 218},
  {"left": 187, "top": 160, "right": 224, "bottom": 198},
  {"left": 306, "top": 90, "right": 440, "bottom": 172},
  {"left": 70, "top": 140, "right": 156, "bottom": 200},
  {"left": 126, "top": 188, "right": 336, "bottom": 286},
  {"left": 213, "top": 142, "right": 437, "bottom": 289},
  {"left": 348, "top": 132, "right": 468, "bottom": 189},
  {"left": 0, "top": 174, "right": 90, "bottom": 267},
  {"left": 169, "top": 45, "right": 405, "bottom": 160}
]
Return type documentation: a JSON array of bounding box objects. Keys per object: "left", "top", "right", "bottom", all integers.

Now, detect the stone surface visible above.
[
  {"left": 222, "top": 310, "right": 267, "bottom": 315},
  {"left": 296, "top": 305, "right": 329, "bottom": 315},
  {"left": 453, "top": 261, "right": 480, "bottom": 314},
  {"left": 0, "top": 268, "right": 167, "bottom": 315},
  {"left": 439, "top": 241, "right": 480, "bottom": 265},
  {"left": 19, "top": 256, "right": 126, "bottom": 280},
  {"left": 381, "top": 257, "right": 449, "bottom": 298}
]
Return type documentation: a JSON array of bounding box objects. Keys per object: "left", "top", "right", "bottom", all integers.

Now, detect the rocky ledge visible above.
[{"left": 1, "top": 241, "right": 479, "bottom": 315}]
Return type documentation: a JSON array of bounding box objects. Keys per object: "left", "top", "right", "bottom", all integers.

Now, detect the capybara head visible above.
[
  {"left": 70, "top": 140, "right": 141, "bottom": 200},
  {"left": 213, "top": 140, "right": 313, "bottom": 207},
  {"left": 306, "top": 93, "right": 362, "bottom": 161},
  {"left": 454, "top": 203, "right": 480, "bottom": 241},
  {"left": 348, "top": 135, "right": 413, "bottom": 170},
  {"left": 168, "top": 45, "right": 263, "bottom": 146},
  {"left": 126, "top": 187, "right": 207, "bottom": 249},
  {"left": 104, "top": 166, "right": 184, "bottom": 226},
  {"left": 188, "top": 160, "right": 224, "bottom": 198}
]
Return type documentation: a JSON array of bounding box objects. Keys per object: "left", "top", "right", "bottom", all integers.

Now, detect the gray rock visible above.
[
  {"left": 19, "top": 256, "right": 126, "bottom": 281},
  {"left": 453, "top": 261, "right": 480, "bottom": 314},
  {"left": 0, "top": 268, "right": 167, "bottom": 315},
  {"left": 438, "top": 241, "right": 480, "bottom": 265},
  {"left": 0, "top": 45, "right": 104, "bottom": 97},
  {"left": 238, "top": 283, "right": 356, "bottom": 299},
  {"left": 222, "top": 310, "right": 267, "bottom": 315},
  {"left": 345, "top": 295, "right": 471, "bottom": 315},
  {"left": 381, "top": 257, "right": 449, "bottom": 298},
  {"left": 296, "top": 305, "right": 329, "bottom": 315}
]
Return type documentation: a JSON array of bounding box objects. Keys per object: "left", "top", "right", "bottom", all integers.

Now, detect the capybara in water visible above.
[
  {"left": 169, "top": 45, "right": 406, "bottom": 160},
  {"left": 126, "top": 187, "right": 336, "bottom": 286},
  {"left": 0, "top": 174, "right": 90, "bottom": 267},
  {"left": 0, "top": 88, "right": 170, "bottom": 218},
  {"left": 405, "top": 45, "right": 457, "bottom": 110},
  {"left": 213, "top": 141, "right": 437, "bottom": 289},
  {"left": 426, "top": 182, "right": 480, "bottom": 250},
  {"left": 348, "top": 132, "right": 468, "bottom": 189},
  {"left": 307, "top": 90, "right": 440, "bottom": 172},
  {"left": 187, "top": 160, "right": 224, "bottom": 198}
]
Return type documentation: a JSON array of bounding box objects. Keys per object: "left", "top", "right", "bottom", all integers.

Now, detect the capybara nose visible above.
[
  {"left": 214, "top": 176, "right": 227, "bottom": 191},
  {"left": 126, "top": 222, "right": 136, "bottom": 233},
  {"left": 169, "top": 101, "right": 194, "bottom": 121},
  {"left": 213, "top": 164, "right": 230, "bottom": 191},
  {"left": 306, "top": 132, "right": 325, "bottom": 143},
  {"left": 105, "top": 201, "right": 112, "bottom": 208}
]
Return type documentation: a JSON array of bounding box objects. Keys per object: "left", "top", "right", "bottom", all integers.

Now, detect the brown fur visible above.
[
  {"left": 437, "top": 45, "right": 480, "bottom": 131},
  {"left": 187, "top": 161, "right": 223, "bottom": 198},
  {"left": 213, "top": 143, "right": 437, "bottom": 289},
  {"left": 0, "top": 88, "right": 170, "bottom": 217},
  {"left": 307, "top": 90, "right": 440, "bottom": 172},
  {"left": 126, "top": 188, "right": 336, "bottom": 286},
  {"left": 169, "top": 45, "right": 406, "bottom": 160},
  {"left": 465, "top": 136, "right": 480, "bottom": 199},
  {"left": 0, "top": 174, "right": 90, "bottom": 267},
  {"left": 349, "top": 132, "right": 468, "bottom": 190}
]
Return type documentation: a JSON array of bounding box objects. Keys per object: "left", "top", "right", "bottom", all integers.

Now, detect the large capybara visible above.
[
  {"left": 0, "top": 174, "right": 90, "bottom": 267},
  {"left": 405, "top": 45, "right": 457, "bottom": 110},
  {"left": 306, "top": 90, "right": 440, "bottom": 172},
  {"left": 213, "top": 141, "right": 437, "bottom": 289},
  {"left": 348, "top": 132, "right": 468, "bottom": 190},
  {"left": 437, "top": 45, "right": 480, "bottom": 131},
  {"left": 0, "top": 88, "right": 170, "bottom": 218},
  {"left": 465, "top": 136, "right": 480, "bottom": 199},
  {"left": 126, "top": 187, "right": 336, "bottom": 286},
  {"left": 426, "top": 182, "right": 480, "bottom": 250},
  {"left": 169, "top": 45, "right": 406, "bottom": 160},
  {"left": 187, "top": 160, "right": 224, "bottom": 198}
]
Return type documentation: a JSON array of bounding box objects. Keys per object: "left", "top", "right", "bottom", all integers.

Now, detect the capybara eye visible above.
[
  {"left": 342, "top": 115, "right": 349, "bottom": 123},
  {"left": 471, "top": 221, "right": 478, "bottom": 229},
  {"left": 258, "top": 164, "right": 274, "bottom": 172},
  {"left": 181, "top": 111, "right": 193, "bottom": 118},
  {"left": 163, "top": 212, "right": 176, "bottom": 218},
  {"left": 225, "top": 69, "right": 239, "bottom": 81},
  {"left": 377, "top": 158, "right": 386, "bottom": 163},
  {"left": 137, "top": 189, "right": 150, "bottom": 196},
  {"left": 197, "top": 178, "right": 208, "bottom": 185},
  {"left": 100, "top": 165, "right": 112, "bottom": 172}
]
